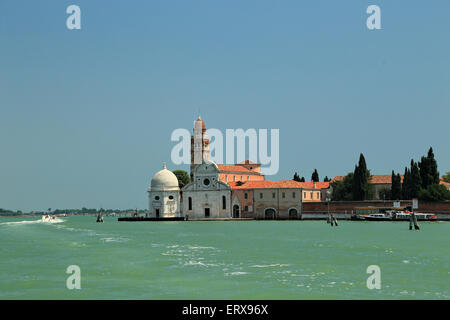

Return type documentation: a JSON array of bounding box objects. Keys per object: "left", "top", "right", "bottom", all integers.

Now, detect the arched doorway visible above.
[
  {"left": 289, "top": 208, "right": 298, "bottom": 220},
  {"left": 265, "top": 208, "right": 276, "bottom": 220},
  {"left": 233, "top": 205, "right": 240, "bottom": 218}
]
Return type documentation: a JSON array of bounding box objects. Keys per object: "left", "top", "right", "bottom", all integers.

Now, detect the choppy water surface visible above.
[{"left": 0, "top": 217, "right": 448, "bottom": 299}]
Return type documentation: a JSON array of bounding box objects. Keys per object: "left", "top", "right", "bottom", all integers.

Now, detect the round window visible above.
[
  {"left": 155, "top": 196, "right": 160, "bottom": 200},
  {"left": 169, "top": 195, "right": 174, "bottom": 200},
  {"left": 203, "top": 178, "right": 210, "bottom": 186}
]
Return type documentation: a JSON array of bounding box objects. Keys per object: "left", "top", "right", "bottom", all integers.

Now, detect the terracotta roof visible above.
[
  {"left": 440, "top": 180, "right": 450, "bottom": 187},
  {"left": 370, "top": 175, "right": 404, "bottom": 184},
  {"left": 330, "top": 176, "right": 345, "bottom": 183},
  {"left": 331, "top": 175, "right": 404, "bottom": 184},
  {"left": 228, "top": 180, "right": 329, "bottom": 190},
  {"left": 218, "top": 164, "right": 259, "bottom": 173},
  {"left": 237, "top": 160, "right": 260, "bottom": 165},
  {"left": 295, "top": 181, "right": 330, "bottom": 189},
  {"left": 228, "top": 180, "right": 278, "bottom": 189}
]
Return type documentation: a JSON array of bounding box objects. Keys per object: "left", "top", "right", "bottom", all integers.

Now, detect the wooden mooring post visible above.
[
  {"left": 409, "top": 199, "right": 420, "bottom": 230},
  {"left": 331, "top": 214, "right": 338, "bottom": 227},
  {"left": 328, "top": 213, "right": 338, "bottom": 227}
]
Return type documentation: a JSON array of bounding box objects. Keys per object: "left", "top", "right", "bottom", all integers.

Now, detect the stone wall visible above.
[{"left": 302, "top": 200, "right": 450, "bottom": 215}]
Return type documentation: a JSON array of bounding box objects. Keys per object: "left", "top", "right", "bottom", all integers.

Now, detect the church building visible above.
[
  {"left": 147, "top": 163, "right": 181, "bottom": 218},
  {"left": 182, "top": 160, "right": 232, "bottom": 219},
  {"left": 146, "top": 115, "right": 330, "bottom": 220}
]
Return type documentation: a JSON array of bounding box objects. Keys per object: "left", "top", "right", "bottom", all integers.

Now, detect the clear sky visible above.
[{"left": 1, "top": 1, "right": 449, "bottom": 212}]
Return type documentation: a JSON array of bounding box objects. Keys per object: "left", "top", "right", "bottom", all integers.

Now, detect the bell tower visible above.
[{"left": 190, "top": 115, "right": 210, "bottom": 180}]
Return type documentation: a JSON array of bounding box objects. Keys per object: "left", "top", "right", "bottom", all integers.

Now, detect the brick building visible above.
[{"left": 228, "top": 180, "right": 330, "bottom": 219}]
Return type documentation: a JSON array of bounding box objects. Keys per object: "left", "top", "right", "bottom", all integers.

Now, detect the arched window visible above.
[
  {"left": 222, "top": 195, "right": 226, "bottom": 210},
  {"left": 289, "top": 208, "right": 298, "bottom": 219},
  {"left": 188, "top": 197, "right": 192, "bottom": 211}
]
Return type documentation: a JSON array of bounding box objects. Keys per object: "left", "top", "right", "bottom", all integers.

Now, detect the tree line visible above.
[
  {"left": 294, "top": 147, "right": 450, "bottom": 202},
  {"left": 293, "top": 169, "right": 329, "bottom": 183}
]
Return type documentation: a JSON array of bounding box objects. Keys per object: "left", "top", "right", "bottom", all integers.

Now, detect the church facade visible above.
[{"left": 182, "top": 160, "right": 232, "bottom": 219}]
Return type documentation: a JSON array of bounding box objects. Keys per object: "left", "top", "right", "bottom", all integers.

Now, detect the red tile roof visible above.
[
  {"left": 218, "top": 164, "right": 261, "bottom": 174},
  {"left": 237, "top": 160, "right": 260, "bottom": 165},
  {"left": 295, "top": 181, "right": 331, "bottom": 189},
  {"left": 440, "top": 180, "right": 450, "bottom": 187},
  {"left": 330, "top": 176, "right": 345, "bottom": 183},
  {"left": 218, "top": 164, "right": 252, "bottom": 173},
  {"left": 228, "top": 180, "right": 277, "bottom": 189}
]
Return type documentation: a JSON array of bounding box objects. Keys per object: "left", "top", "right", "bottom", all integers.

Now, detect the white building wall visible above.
[{"left": 148, "top": 190, "right": 182, "bottom": 218}]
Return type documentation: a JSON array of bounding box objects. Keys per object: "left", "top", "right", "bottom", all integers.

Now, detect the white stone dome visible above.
[{"left": 150, "top": 163, "right": 179, "bottom": 191}]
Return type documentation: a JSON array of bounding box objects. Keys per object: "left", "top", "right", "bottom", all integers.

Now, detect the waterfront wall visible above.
[{"left": 301, "top": 200, "right": 450, "bottom": 220}]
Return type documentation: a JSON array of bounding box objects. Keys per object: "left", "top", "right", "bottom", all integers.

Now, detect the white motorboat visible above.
[{"left": 41, "top": 215, "right": 57, "bottom": 222}]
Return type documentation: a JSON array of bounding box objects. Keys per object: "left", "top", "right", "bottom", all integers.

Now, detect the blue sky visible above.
[{"left": 1, "top": 1, "right": 449, "bottom": 211}]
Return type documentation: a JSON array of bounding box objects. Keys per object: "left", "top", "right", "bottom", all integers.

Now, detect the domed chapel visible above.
[{"left": 147, "top": 163, "right": 181, "bottom": 218}]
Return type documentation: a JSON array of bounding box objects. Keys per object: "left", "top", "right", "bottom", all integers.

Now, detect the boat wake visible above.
[{"left": 0, "top": 218, "right": 64, "bottom": 226}]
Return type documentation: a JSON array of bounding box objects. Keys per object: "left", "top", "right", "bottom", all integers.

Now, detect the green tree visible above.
[
  {"left": 391, "top": 171, "right": 402, "bottom": 200},
  {"left": 418, "top": 184, "right": 450, "bottom": 201},
  {"left": 311, "top": 169, "right": 319, "bottom": 182},
  {"left": 293, "top": 172, "right": 301, "bottom": 182},
  {"left": 402, "top": 167, "right": 411, "bottom": 199},
  {"left": 378, "top": 188, "right": 391, "bottom": 201},
  {"left": 419, "top": 147, "right": 440, "bottom": 189},
  {"left": 331, "top": 173, "right": 354, "bottom": 201},
  {"left": 352, "top": 154, "right": 371, "bottom": 200},
  {"left": 323, "top": 176, "right": 330, "bottom": 182},
  {"left": 300, "top": 177, "right": 305, "bottom": 182},
  {"left": 173, "top": 170, "right": 191, "bottom": 188},
  {"left": 410, "top": 159, "right": 422, "bottom": 198}
]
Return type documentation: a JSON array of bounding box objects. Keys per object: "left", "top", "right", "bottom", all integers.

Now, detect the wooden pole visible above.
[
  {"left": 409, "top": 213, "right": 413, "bottom": 230},
  {"left": 413, "top": 212, "right": 420, "bottom": 230},
  {"left": 333, "top": 214, "right": 338, "bottom": 226}
]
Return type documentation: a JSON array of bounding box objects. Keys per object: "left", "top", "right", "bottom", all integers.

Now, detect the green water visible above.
[{"left": 0, "top": 216, "right": 448, "bottom": 299}]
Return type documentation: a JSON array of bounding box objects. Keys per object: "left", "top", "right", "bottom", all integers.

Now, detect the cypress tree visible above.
[
  {"left": 352, "top": 165, "right": 361, "bottom": 200},
  {"left": 397, "top": 173, "right": 403, "bottom": 199},
  {"left": 311, "top": 169, "right": 319, "bottom": 182},
  {"left": 300, "top": 177, "right": 305, "bottom": 182},
  {"left": 352, "top": 154, "right": 370, "bottom": 200},
  {"left": 402, "top": 167, "right": 411, "bottom": 199},
  {"left": 419, "top": 147, "right": 440, "bottom": 189},
  {"left": 402, "top": 167, "right": 407, "bottom": 199},
  {"left": 324, "top": 176, "right": 330, "bottom": 182},
  {"left": 293, "top": 172, "right": 301, "bottom": 182},
  {"left": 391, "top": 170, "right": 402, "bottom": 200},
  {"left": 410, "top": 160, "right": 422, "bottom": 198}
]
